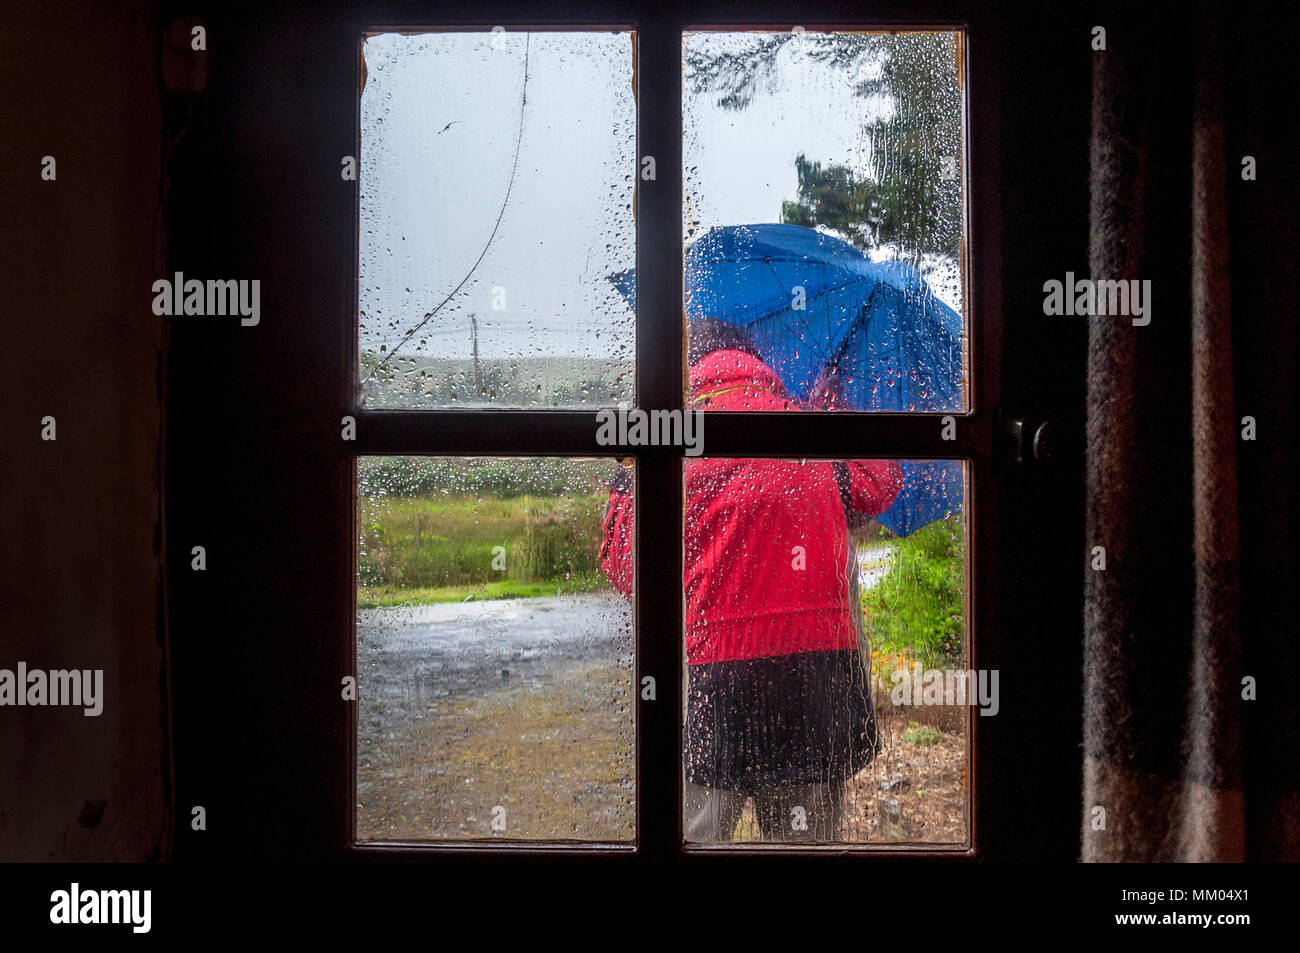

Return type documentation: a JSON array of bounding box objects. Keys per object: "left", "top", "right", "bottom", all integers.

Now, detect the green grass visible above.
[
  {"left": 903, "top": 721, "right": 945, "bottom": 746},
  {"left": 358, "top": 575, "right": 607, "bottom": 609},
  {"left": 357, "top": 489, "right": 613, "bottom": 603}
]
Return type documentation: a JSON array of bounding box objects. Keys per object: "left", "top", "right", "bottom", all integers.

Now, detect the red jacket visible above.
[{"left": 600, "top": 349, "right": 904, "bottom": 666}]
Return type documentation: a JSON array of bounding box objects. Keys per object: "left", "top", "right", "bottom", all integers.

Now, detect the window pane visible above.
[
  {"left": 358, "top": 31, "right": 636, "bottom": 408},
  {"left": 682, "top": 31, "right": 967, "bottom": 413},
  {"left": 356, "top": 456, "right": 635, "bottom": 842},
  {"left": 661, "top": 456, "right": 969, "bottom": 845}
]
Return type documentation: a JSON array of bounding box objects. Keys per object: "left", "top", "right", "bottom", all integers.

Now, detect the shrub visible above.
[{"left": 862, "top": 514, "right": 965, "bottom": 671}]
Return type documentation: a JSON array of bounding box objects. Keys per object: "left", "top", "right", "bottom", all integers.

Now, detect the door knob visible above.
[{"left": 1001, "top": 413, "right": 1053, "bottom": 467}]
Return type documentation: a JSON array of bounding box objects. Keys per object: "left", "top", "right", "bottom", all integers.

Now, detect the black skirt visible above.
[{"left": 684, "top": 648, "right": 881, "bottom": 790}]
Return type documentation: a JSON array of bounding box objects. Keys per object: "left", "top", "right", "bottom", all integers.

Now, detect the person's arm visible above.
[
  {"left": 599, "top": 464, "right": 634, "bottom": 599},
  {"left": 840, "top": 459, "right": 905, "bottom": 520}
]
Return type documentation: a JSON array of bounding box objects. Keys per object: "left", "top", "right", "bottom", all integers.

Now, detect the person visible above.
[{"left": 599, "top": 323, "right": 904, "bottom": 841}]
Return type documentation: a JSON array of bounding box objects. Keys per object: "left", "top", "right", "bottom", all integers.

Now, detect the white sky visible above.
[{"left": 359, "top": 30, "right": 959, "bottom": 362}]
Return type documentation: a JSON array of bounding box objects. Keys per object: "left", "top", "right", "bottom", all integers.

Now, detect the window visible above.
[
  {"left": 358, "top": 29, "right": 635, "bottom": 409},
  {"left": 356, "top": 455, "right": 636, "bottom": 843},
  {"left": 350, "top": 15, "right": 994, "bottom": 857}
]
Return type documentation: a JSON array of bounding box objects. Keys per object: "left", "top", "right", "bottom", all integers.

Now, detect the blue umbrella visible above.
[{"left": 610, "top": 222, "right": 963, "bottom": 536}]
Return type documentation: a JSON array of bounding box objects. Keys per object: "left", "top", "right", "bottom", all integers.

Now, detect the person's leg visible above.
[
  {"left": 753, "top": 779, "right": 846, "bottom": 842},
  {"left": 683, "top": 782, "right": 748, "bottom": 843}
]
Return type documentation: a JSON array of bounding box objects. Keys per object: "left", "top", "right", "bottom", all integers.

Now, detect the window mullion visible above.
[{"left": 633, "top": 17, "right": 684, "bottom": 862}]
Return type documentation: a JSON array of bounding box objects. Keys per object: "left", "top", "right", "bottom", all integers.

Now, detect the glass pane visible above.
[
  {"left": 356, "top": 456, "right": 635, "bottom": 842},
  {"left": 660, "top": 456, "right": 969, "bottom": 845},
  {"left": 358, "top": 31, "right": 636, "bottom": 408},
  {"left": 682, "top": 31, "right": 967, "bottom": 413}
]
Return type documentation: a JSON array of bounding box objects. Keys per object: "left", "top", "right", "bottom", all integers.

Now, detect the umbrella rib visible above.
[
  {"left": 819, "top": 286, "right": 878, "bottom": 405},
  {"left": 759, "top": 256, "right": 825, "bottom": 364}
]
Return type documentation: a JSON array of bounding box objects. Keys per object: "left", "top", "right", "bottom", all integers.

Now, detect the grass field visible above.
[{"left": 358, "top": 490, "right": 611, "bottom": 605}]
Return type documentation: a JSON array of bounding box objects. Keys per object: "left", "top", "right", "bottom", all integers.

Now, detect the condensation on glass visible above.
[
  {"left": 355, "top": 456, "right": 635, "bottom": 842},
  {"left": 682, "top": 31, "right": 968, "bottom": 414},
  {"left": 672, "top": 456, "right": 970, "bottom": 846},
  {"left": 357, "top": 31, "right": 636, "bottom": 408}
]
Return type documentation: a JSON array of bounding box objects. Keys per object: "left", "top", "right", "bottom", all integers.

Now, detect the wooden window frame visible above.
[{"left": 340, "top": 1, "right": 1002, "bottom": 863}]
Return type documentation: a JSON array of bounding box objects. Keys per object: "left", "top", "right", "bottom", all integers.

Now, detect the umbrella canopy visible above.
[{"left": 610, "top": 223, "right": 964, "bottom": 536}]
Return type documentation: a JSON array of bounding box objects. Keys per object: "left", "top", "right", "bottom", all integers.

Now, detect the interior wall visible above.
[{"left": 0, "top": 0, "right": 166, "bottom": 860}]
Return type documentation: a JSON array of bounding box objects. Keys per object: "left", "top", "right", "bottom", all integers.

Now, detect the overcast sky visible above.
[{"left": 359, "top": 30, "right": 959, "bottom": 362}]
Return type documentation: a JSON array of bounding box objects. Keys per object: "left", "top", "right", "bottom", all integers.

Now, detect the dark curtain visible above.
[{"left": 1083, "top": 0, "right": 1298, "bottom": 861}]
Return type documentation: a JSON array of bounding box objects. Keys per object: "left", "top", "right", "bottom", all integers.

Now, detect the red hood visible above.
[{"left": 688, "top": 349, "right": 799, "bottom": 411}]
